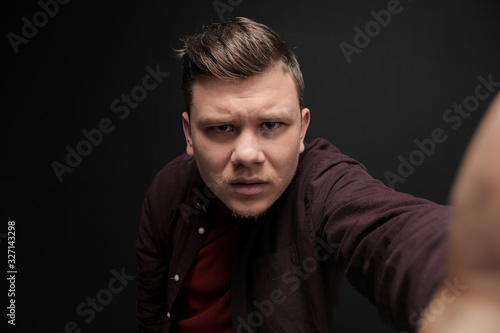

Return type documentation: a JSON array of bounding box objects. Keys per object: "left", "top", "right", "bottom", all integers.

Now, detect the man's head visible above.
[
  {"left": 177, "top": 17, "right": 305, "bottom": 112},
  {"left": 177, "top": 17, "right": 310, "bottom": 219}
]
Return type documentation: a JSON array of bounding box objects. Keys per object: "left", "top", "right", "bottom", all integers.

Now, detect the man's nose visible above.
[{"left": 230, "top": 130, "right": 265, "bottom": 167}]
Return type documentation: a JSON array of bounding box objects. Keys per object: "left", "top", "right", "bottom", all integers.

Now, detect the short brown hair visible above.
[{"left": 176, "top": 17, "right": 304, "bottom": 112}]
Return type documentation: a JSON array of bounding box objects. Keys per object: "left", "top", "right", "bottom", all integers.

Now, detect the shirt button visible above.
[
  {"left": 166, "top": 311, "right": 171, "bottom": 319},
  {"left": 198, "top": 227, "right": 205, "bottom": 235},
  {"left": 174, "top": 274, "right": 180, "bottom": 282}
]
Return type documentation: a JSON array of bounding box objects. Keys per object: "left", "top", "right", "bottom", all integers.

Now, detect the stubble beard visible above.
[{"left": 213, "top": 160, "right": 300, "bottom": 220}]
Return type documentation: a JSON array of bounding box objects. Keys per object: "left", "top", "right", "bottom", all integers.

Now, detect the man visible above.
[{"left": 136, "top": 17, "right": 500, "bottom": 332}]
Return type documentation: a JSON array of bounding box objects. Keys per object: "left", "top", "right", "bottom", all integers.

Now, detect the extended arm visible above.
[{"left": 420, "top": 93, "right": 500, "bottom": 332}]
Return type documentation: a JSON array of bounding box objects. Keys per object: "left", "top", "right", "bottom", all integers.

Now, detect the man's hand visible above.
[{"left": 419, "top": 92, "right": 500, "bottom": 333}]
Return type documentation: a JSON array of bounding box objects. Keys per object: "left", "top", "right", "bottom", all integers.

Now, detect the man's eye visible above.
[
  {"left": 262, "top": 122, "right": 281, "bottom": 130},
  {"left": 213, "top": 125, "right": 233, "bottom": 133}
]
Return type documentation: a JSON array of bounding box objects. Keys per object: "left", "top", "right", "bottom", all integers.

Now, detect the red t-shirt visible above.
[{"left": 175, "top": 209, "right": 239, "bottom": 333}]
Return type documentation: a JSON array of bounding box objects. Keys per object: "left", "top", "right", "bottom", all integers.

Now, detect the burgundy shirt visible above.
[
  {"left": 136, "top": 138, "right": 449, "bottom": 333},
  {"left": 176, "top": 210, "right": 238, "bottom": 333}
]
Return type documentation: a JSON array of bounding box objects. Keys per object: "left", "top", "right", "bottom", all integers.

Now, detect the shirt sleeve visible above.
[
  {"left": 136, "top": 190, "right": 169, "bottom": 332},
  {"left": 309, "top": 155, "right": 449, "bottom": 332}
]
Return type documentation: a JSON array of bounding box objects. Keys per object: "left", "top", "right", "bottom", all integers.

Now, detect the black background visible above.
[{"left": 2, "top": 0, "right": 500, "bottom": 332}]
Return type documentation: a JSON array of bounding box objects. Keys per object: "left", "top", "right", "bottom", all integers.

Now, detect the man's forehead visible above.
[
  {"left": 190, "top": 96, "right": 298, "bottom": 124},
  {"left": 190, "top": 67, "right": 299, "bottom": 117}
]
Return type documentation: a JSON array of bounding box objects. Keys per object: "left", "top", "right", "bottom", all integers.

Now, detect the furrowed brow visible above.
[
  {"left": 196, "top": 116, "right": 235, "bottom": 127},
  {"left": 258, "top": 110, "right": 296, "bottom": 121}
]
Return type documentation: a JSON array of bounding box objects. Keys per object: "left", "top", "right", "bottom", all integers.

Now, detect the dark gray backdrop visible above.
[{"left": 3, "top": 0, "right": 500, "bottom": 332}]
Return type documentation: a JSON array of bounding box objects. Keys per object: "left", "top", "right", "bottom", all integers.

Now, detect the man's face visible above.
[{"left": 182, "top": 64, "right": 310, "bottom": 219}]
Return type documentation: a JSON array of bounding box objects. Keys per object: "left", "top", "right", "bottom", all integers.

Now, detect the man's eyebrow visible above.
[
  {"left": 257, "top": 110, "right": 295, "bottom": 121},
  {"left": 195, "top": 110, "right": 296, "bottom": 126},
  {"left": 196, "top": 116, "right": 235, "bottom": 127}
]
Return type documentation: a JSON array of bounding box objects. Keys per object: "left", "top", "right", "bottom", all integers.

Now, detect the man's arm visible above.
[
  {"left": 420, "top": 93, "right": 500, "bottom": 332},
  {"left": 306, "top": 143, "right": 449, "bottom": 332}
]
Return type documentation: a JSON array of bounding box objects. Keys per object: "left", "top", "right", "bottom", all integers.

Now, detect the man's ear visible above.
[
  {"left": 182, "top": 112, "right": 194, "bottom": 156},
  {"left": 299, "top": 108, "right": 311, "bottom": 153}
]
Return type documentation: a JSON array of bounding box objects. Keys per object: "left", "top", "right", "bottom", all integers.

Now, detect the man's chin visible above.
[
  {"left": 226, "top": 202, "right": 270, "bottom": 220},
  {"left": 230, "top": 208, "right": 268, "bottom": 220}
]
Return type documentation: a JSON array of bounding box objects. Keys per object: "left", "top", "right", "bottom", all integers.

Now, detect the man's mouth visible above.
[{"left": 229, "top": 178, "right": 269, "bottom": 196}]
